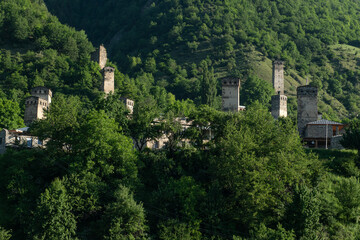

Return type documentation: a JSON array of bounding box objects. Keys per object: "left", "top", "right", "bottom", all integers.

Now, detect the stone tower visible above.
[
  {"left": 297, "top": 86, "right": 318, "bottom": 137},
  {"left": 273, "top": 60, "right": 284, "bottom": 95},
  {"left": 271, "top": 95, "right": 287, "bottom": 119},
  {"left": 271, "top": 60, "right": 287, "bottom": 119},
  {"left": 24, "top": 87, "right": 52, "bottom": 125},
  {"left": 102, "top": 67, "right": 115, "bottom": 94},
  {"left": 91, "top": 44, "right": 107, "bottom": 70},
  {"left": 24, "top": 96, "right": 49, "bottom": 125},
  {"left": 31, "top": 86, "right": 52, "bottom": 104},
  {"left": 222, "top": 77, "right": 241, "bottom": 112}
]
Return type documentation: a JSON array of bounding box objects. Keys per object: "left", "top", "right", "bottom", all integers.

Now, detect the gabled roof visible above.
[{"left": 307, "top": 119, "right": 344, "bottom": 125}]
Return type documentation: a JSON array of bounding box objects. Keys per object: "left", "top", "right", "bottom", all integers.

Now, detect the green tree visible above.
[
  {"left": 102, "top": 185, "right": 148, "bottom": 240},
  {"left": 209, "top": 103, "right": 313, "bottom": 229},
  {"left": 129, "top": 97, "right": 162, "bottom": 150},
  {"left": 0, "top": 98, "right": 24, "bottom": 129},
  {"left": 31, "top": 179, "right": 77, "bottom": 240},
  {"left": 341, "top": 118, "right": 360, "bottom": 164},
  {"left": 240, "top": 75, "right": 274, "bottom": 106},
  {"left": 199, "top": 61, "right": 217, "bottom": 107},
  {"left": 0, "top": 227, "right": 11, "bottom": 240}
]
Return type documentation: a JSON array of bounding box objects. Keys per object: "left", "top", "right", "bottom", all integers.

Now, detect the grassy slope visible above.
[{"left": 247, "top": 45, "right": 359, "bottom": 119}]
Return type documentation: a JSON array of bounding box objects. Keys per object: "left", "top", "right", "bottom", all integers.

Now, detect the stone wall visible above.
[
  {"left": 297, "top": 86, "right": 318, "bottom": 137},
  {"left": 24, "top": 96, "right": 48, "bottom": 125},
  {"left": 0, "top": 129, "right": 8, "bottom": 154},
  {"left": 331, "top": 135, "right": 344, "bottom": 149},
  {"left": 102, "top": 67, "right": 115, "bottom": 94},
  {"left": 271, "top": 95, "right": 287, "bottom": 119},
  {"left": 305, "top": 125, "right": 333, "bottom": 138},
  {"left": 222, "top": 78, "right": 240, "bottom": 112}
]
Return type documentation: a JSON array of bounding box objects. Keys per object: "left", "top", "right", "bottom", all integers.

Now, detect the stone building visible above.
[
  {"left": 121, "top": 97, "right": 134, "bottom": 114},
  {"left": 24, "top": 87, "right": 52, "bottom": 126},
  {"left": 297, "top": 85, "right": 318, "bottom": 137},
  {"left": 91, "top": 44, "right": 107, "bottom": 70},
  {"left": 0, "top": 128, "right": 45, "bottom": 154},
  {"left": 302, "top": 119, "right": 345, "bottom": 149},
  {"left": 221, "top": 77, "right": 245, "bottom": 112},
  {"left": 271, "top": 60, "right": 287, "bottom": 119}
]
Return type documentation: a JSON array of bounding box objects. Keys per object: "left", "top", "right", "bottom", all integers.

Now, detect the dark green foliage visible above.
[
  {"left": 3, "top": 0, "right": 360, "bottom": 239},
  {"left": 0, "top": 98, "right": 24, "bottom": 129},
  {"left": 101, "top": 185, "right": 148, "bottom": 240},
  {"left": 31, "top": 179, "right": 77, "bottom": 240},
  {"left": 341, "top": 118, "right": 360, "bottom": 162},
  {"left": 240, "top": 75, "right": 274, "bottom": 106}
]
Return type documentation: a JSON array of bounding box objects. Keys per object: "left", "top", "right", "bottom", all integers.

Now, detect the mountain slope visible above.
[{"left": 44, "top": 0, "right": 360, "bottom": 118}]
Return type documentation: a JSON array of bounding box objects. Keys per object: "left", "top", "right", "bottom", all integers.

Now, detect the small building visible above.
[
  {"left": 302, "top": 119, "right": 345, "bottom": 149},
  {"left": 0, "top": 128, "right": 45, "bottom": 154}
]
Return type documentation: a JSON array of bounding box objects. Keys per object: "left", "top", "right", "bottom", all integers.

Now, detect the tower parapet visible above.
[
  {"left": 297, "top": 85, "right": 318, "bottom": 137},
  {"left": 273, "top": 60, "right": 285, "bottom": 95},
  {"left": 222, "top": 77, "right": 243, "bottom": 112},
  {"left": 91, "top": 44, "right": 107, "bottom": 70},
  {"left": 102, "top": 67, "right": 115, "bottom": 94},
  {"left": 31, "top": 86, "right": 52, "bottom": 104}
]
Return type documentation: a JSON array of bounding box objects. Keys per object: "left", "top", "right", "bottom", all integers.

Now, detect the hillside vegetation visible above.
[
  {"left": 45, "top": 0, "right": 360, "bottom": 118},
  {"left": 3, "top": 0, "right": 360, "bottom": 240}
]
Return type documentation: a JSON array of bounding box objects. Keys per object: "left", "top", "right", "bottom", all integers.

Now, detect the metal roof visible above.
[{"left": 307, "top": 119, "right": 344, "bottom": 125}]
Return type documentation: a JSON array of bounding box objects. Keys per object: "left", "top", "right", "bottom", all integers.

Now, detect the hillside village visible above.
[{"left": 0, "top": 46, "right": 346, "bottom": 154}]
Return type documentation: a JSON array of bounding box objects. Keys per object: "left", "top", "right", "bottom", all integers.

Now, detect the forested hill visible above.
[{"left": 45, "top": 0, "right": 360, "bottom": 119}]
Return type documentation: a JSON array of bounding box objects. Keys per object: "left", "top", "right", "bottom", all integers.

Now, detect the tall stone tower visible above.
[
  {"left": 92, "top": 45, "right": 115, "bottom": 94},
  {"left": 271, "top": 60, "right": 287, "bottom": 119},
  {"left": 102, "top": 67, "right": 115, "bottom": 94},
  {"left": 91, "top": 44, "right": 107, "bottom": 70},
  {"left": 222, "top": 77, "right": 242, "bottom": 112},
  {"left": 297, "top": 86, "right": 318, "bottom": 137},
  {"left": 24, "top": 87, "right": 52, "bottom": 126},
  {"left": 273, "top": 60, "right": 284, "bottom": 95}
]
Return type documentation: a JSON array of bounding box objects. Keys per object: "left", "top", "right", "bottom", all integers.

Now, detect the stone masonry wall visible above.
[
  {"left": 273, "top": 61, "right": 284, "bottom": 95},
  {"left": 271, "top": 94, "right": 287, "bottom": 119},
  {"left": 297, "top": 86, "right": 318, "bottom": 137},
  {"left": 102, "top": 67, "right": 115, "bottom": 94},
  {"left": 222, "top": 78, "right": 240, "bottom": 112}
]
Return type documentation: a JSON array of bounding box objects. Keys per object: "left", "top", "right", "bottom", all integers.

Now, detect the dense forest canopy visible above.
[
  {"left": 2, "top": 0, "right": 360, "bottom": 239},
  {"left": 45, "top": 0, "right": 360, "bottom": 119}
]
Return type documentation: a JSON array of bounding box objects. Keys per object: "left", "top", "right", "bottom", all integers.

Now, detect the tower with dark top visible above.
[
  {"left": 297, "top": 85, "right": 318, "bottom": 137},
  {"left": 271, "top": 60, "right": 287, "bottom": 119},
  {"left": 222, "top": 77, "right": 244, "bottom": 112}
]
